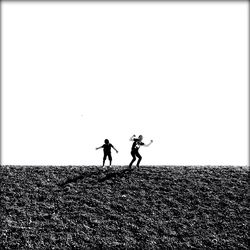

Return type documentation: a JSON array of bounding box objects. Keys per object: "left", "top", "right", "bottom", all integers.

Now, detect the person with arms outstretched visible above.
[
  {"left": 96, "top": 139, "right": 118, "bottom": 168},
  {"left": 128, "top": 135, "right": 153, "bottom": 169}
]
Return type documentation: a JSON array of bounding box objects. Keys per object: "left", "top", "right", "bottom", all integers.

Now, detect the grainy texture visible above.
[{"left": 0, "top": 165, "right": 249, "bottom": 249}]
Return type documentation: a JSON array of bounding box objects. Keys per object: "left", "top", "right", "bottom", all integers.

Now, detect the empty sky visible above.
[{"left": 2, "top": 1, "right": 248, "bottom": 166}]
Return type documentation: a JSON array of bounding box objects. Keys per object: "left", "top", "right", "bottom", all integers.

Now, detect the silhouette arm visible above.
[
  {"left": 129, "top": 135, "right": 136, "bottom": 141},
  {"left": 112, "top": 145, "right": 118, "bottom": 153},
  {"left": 143, "top": 140, "right": 153, "bottom": 147},
  {"left": 96, "top": 146, "right": 103, "bottom": 150}
]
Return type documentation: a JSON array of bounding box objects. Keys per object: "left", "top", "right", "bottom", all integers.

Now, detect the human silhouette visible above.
[
  {"left": 128, "top": 135, "right": 153, "bottom": 169},
  {"left": 96, "top": 139, "right": 118, "bottom": 168}
]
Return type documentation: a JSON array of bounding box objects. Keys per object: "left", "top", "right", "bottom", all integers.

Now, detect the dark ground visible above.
[{"left": 0, "top": 165, "right": 249, "bottom": 249}]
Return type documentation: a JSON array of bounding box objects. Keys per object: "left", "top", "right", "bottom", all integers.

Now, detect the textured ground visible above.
[{"left": 0, "top": 165, "right": 249, "bottom": 249}]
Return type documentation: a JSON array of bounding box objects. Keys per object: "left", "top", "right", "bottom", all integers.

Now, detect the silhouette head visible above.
[
  {"left": 104, "top": 139, "right": 109, "bottom": 144},
  {"left": 138, "top": 135, "right": 143, "bottom": 141}
]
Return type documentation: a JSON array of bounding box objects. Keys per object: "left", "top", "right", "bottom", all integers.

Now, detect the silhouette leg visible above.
[
  {"left": 129, "top": 151, "right": 136, "bottom": 168},
  {"left": 136, "top": 152, "right": 142, "bottom": 167},
  {"left": 103, "top": 154, "right": 107, "bottom": 167},
  {"left": 108, "top": 154, "right": 112, "bottom": 166}
]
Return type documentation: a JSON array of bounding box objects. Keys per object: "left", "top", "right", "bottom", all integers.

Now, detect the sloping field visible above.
[{"left": 0, "top": 165, "right": 249, "bottom": 249}]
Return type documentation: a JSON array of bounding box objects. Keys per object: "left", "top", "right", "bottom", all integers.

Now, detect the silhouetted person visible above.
[
  {"left": 128, "top": 135, "right": 153, "bottom": 169},
  {"left": 96, "top": 139, "right": 118, "bottom": 168}
]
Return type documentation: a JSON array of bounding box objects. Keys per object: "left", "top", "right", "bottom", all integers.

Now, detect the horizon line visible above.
[{"left": 0, "top": 164, "right": 248, "bottom": 168}]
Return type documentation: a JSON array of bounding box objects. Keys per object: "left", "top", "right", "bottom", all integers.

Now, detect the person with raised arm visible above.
[{"left": 128, "top": 135, "right": 153, "bottom": 169}]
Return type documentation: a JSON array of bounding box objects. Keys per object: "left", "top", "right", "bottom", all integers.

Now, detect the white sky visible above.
[{"left": 2, "top": 2, "right": 249, "bottom": 166}]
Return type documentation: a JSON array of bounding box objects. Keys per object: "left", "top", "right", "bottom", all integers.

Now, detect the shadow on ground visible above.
[
  {"left": 98, "top": 168, "right": 132, "bottom": 182},
  {"left": 59, "top": 167, "right": 133, "bottom": 186}
]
